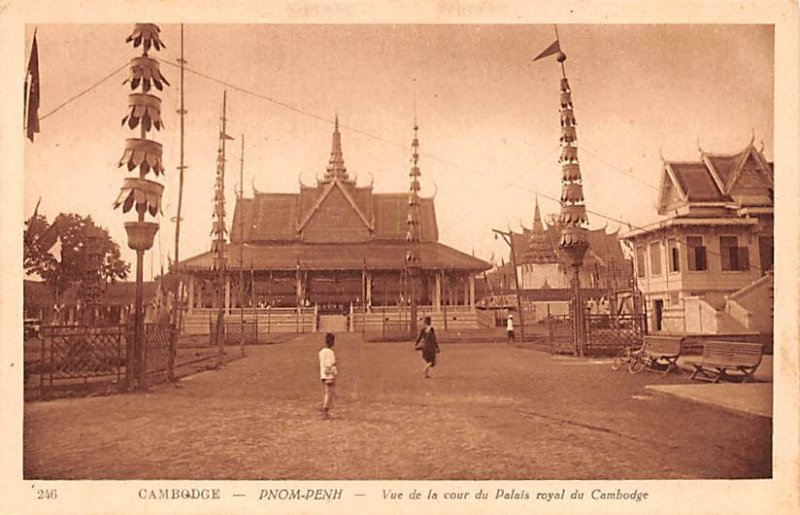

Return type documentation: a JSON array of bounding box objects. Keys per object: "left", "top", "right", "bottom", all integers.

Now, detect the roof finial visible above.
[
  {"left": 749, "top": 128, "right": 755, "bottom": 147},
  {"left": 325, "top": 112, "right": 348, "bottom": 181},
  {"left": 658, "top": 147, "right": 666, "bottom": 162},
  {"left": 696, "top": 136, "right": 704, "bottom": 155}
]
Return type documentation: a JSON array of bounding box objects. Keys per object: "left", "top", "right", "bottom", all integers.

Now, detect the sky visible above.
[{"left": 23, "top": 24, "right": 773, "bottom": 279}]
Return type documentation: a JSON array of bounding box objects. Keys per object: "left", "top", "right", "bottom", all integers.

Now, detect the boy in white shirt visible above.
[{"left": 318, "top": 333, "right": 338, "bottom": 419}]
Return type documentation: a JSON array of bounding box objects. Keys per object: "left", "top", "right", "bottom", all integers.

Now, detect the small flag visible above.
[
  {"left": 220, "top": 131, "right": 235, "bottom": 141},
  {"left": 533, "top": 39, "right": 561, "bottom": 61},
  {"left": 24, "top": 30, "right": 41, "bottom": 142}
]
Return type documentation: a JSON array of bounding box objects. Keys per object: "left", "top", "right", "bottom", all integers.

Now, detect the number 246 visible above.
[{"left": 37, "top": 489, "right": 57, "bottom": 500}]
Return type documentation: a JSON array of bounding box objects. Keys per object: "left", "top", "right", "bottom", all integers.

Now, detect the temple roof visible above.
[
  {"left": 179, "top": 241, "right": 490, "bottom": 272},
  {"left": 522, "top": 200, "right": 559, "bottom": 264},
  {"left": 229, "top": 119, "right": 439, "bottom": 243},
  {"left": 657, "top": 142, "right": 773, "bottom": 214},
  {"left": 230, "top": 191, "right": 438, "bottom": 243},
  {"left": 511, "top": 221, "right": 625, "bottom": 268}
]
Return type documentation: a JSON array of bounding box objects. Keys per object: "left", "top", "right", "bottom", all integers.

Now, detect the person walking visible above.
[
  {"left": 415, "top": 316, "right": 440, "bottom": 378},
  {"left": 318, "top": 333, "right": 338, "bottom": 419},
  {"left": 506, "top": 313, "right": 515, "bottom": 344}
]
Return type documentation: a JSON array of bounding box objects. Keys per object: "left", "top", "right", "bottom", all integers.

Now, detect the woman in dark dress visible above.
[{"left": 415, "top": 316, "right": 440, "bottom": 378}]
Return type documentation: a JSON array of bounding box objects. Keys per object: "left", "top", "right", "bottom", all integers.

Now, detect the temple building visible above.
[
  {"left": 177, "top": 118, "right": 490, "bottom": 333},
  {"left": 506, "top": 199, "right": 632, "bottom": 293},
  {"left": 621, "top": 139, "right": 773, "bottom": 334}
]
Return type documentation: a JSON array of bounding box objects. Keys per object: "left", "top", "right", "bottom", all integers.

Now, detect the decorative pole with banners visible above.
[
  {"left": 211, "top": 91, "right": 232, "bottom": 367},
  {"left": 535, "top": 27, "right": 590, "bottom": 356},
  {"left": 114, "top": 23, "right": 169, "bottom": 391},
  {"left": 405, "top": 120, "right": 422, "bottom": 339}
]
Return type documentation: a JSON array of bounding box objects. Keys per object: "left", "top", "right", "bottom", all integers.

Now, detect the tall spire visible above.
[
  {"left": 533, "top": 196, "right": 543, "bottom": 231},
  {"left": 555, "top": 42, "right": 588, "bottom": 257},
  {"left": 524, "top": 197, "right": 558, "bottom": 264},
  {"left": 325, "top": 113, "right": 349, "bottom": 181},
  {"left": 406, "top": 120, "right": 422, "bottom": 253},
  {"left": 210, "top": 91, "right": 230, "bottom": 271}
]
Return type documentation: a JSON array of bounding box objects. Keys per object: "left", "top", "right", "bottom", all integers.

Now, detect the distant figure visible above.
[
  {"left": 506, "top": 314, "right": 515, "bottom": 344},
  {"left": 318, "top": 333, "right": 338, "bottom": 419},
  {"left": 415, "top": 316, "right": 440, "bottom": 379}
]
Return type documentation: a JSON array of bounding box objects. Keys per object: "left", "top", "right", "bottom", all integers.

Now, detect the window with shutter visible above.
[{"left": 687, "top": 236, "right": 706, "bottom": 271}]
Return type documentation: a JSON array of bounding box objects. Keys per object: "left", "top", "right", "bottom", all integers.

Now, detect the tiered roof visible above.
[
  {"left": 657, "top": 141, "right": 774, "bottom": 214},
  {"left": 183, "top": 117, "right": 489, "bottom": 273},
  {"left": 522, "top": 199, "right": 559, "bottom": 264}
]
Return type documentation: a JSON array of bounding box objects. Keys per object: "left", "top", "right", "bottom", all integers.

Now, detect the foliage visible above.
[{"left": 24, "top": 213, "right": 130, "bottom": 299}]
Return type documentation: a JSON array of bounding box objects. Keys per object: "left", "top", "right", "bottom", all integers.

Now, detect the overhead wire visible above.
[
  {"left": 37, "top": 52, "right": 768, "bottom": 274},
  {"left": 159, "top": 56, "right": 770, "bottom": 274},
  {"left": 38, "top": 61, "right": 129, "bottom": 122}
]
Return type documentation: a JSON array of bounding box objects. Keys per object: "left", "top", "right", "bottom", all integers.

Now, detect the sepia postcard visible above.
[{"left": 1, "top": 1, "right": 798, "bottom": 514}]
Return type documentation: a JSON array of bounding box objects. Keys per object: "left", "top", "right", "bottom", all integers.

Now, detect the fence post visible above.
[
  {"left": 39, "top": 331, "right": 46, "bottom": 400},
  {"left": 547, "top": 304, "right": 553, "bottom": 346},
  {"left": 167, "top": 324, "right": 176, "bottom": 382},
  {"left": 126, "top": 326, "right": 135, "bottom": 391}
]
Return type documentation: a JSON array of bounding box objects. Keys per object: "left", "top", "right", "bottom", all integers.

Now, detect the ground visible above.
[{"left": 23, "top": 334, "right": 771, "bottom": 480}]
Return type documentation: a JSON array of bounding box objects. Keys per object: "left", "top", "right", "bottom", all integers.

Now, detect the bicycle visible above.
[
  {"left": 611, "top": 344, "right": 651, "bottom": 374},
  {"left": 611, "top": 345, "right": 637, "bottom": 371}
]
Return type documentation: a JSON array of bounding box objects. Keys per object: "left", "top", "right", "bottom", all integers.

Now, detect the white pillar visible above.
[
  {"left": 434, "top": 272, "right": 442, "bottom": 312},
  {"left": 187, "top": 276, "right": 194, "bottom": 315},
  {"left": 469, "top": 274, "right": 476, "bottom": 308},
  {"left": 366, "top": 272, "right": 373, "bottom": 307}
]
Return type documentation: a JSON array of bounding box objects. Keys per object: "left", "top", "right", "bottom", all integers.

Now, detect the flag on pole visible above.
[
  {"left": 533, "top": 39, "right": 561, "bottom": 61},
  {"left": 24, "top": 30, "right": 41, "bottom": 142}
]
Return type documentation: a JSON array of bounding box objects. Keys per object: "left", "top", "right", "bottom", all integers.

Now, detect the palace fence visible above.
[
  {"left": 25, "top": 323, "right": 177, "bottom": 400},
  {"left": 540, "top": 313, "right": 646, "bottom": 356}
]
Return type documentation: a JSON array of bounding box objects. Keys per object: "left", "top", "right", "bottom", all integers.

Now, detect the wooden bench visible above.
[
  {"left": 642, "top": 335, "right": 684, "bottom": 376},
  {"left": 687, "top": 341, "right": 763, "bottom": 383}
]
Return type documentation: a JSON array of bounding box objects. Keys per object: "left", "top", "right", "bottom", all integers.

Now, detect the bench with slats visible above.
[
  {"left": 687, "top": 341, "right": 763, "bottom": 383},
  {"left": 642, "top": 335, "right": 684, "bottom": 376}
]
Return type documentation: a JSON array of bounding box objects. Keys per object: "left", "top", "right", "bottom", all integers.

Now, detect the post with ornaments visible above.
[
  {"left": 535, "top": 29, "right": 590, "bottom": 356},
  {"left": 113, "top": 23, "right": 169, "bottom": 390},
  {"left": 405, "top": 121, "right": 422, "bottom": 339}
]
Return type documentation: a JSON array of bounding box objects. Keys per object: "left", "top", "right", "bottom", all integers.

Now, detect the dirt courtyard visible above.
[{"left": 24, "top": 333, "right": 771, "bottom": 480}]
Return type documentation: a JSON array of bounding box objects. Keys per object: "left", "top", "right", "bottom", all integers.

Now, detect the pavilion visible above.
[{"left": 177, "top": 118, "right": 490, "bottom": 332}]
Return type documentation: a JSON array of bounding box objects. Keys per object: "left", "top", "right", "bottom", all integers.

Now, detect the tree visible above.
[{"left": 24, "top": 213, "right": 130, "bottom": 304}]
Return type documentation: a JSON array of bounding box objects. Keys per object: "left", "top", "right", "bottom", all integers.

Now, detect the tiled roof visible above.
[
  {"left": 179, "top": 241, "right": 489, "bottom": 272},
  {"left": 372, "top": 194, "right": 437, "bottom": 241},
  {"left": 705, "top": 151, "right": 746, "bottom": 187},
  {"left": 230, "top": 190, "right": 437, "bottom": 242},
  {"left": 669, "top": 163, "right": 729, "bottom": 202},
  {"left": 510, "top": 224, "right": 624, "bottom": 267}
]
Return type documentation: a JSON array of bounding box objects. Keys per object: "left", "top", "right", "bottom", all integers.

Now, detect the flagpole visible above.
[
  {"left": 238, "top": 134, "right": 245, "bottom": 357},
  {"left": 172, "top": 23, "right": 187, "bottom": 358}
]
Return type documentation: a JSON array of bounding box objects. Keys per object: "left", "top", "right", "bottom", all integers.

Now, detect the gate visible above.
[
  {"left": 585, "top": 314, "right": 646, "bottom": 356},
  {"left": 544, "top": 312, "right": 646, "bottom": 356},
  {"left": 546, "top": 315, "right": 574, "bottom": 354}
]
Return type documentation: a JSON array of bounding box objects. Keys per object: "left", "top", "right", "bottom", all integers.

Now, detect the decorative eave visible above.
[
  {"left": 621, "top": 216, "right": 759, "bottom": 240},
  {"left": 296, "top": 178, "right": 374, "bottom": 233},
  {"left": 662, "top": 162, "right": 689, "bottom": 201}
]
